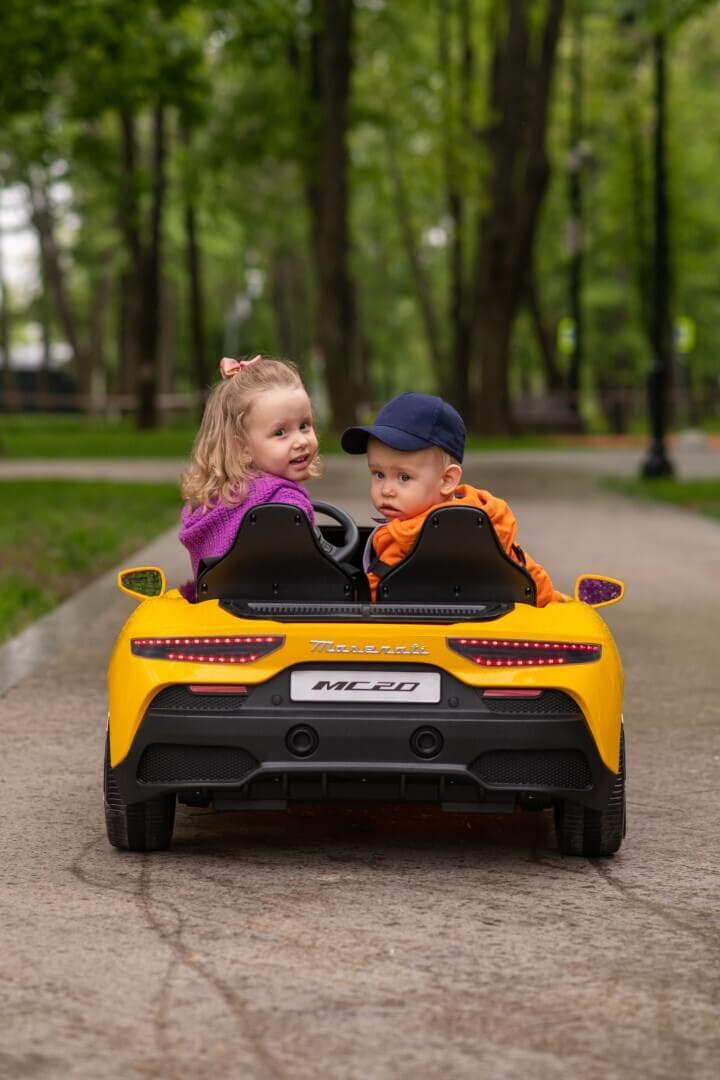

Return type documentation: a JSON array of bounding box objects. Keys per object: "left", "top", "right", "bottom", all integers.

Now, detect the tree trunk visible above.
[
  {"left": 385, "top": 127, "right": 446, "bottom": 390},
  {"left": 181, "top": 125, "right": 207, "bottom": 410},
  {"left": 566, "top": 0, "right": 584, "bottom": 415},
  {"left": 116, "top": 267, "right": 134, "bottom": 397},
  {"left": 307, "top": 0, "right": 356, "bottom": 430},
  {"left": 0, "top": 201, "right": 16, "bottom": 411},
  {"left": 136, "top": 104, "right": 168, "bottom": 430},
  {"left": 118, "top": 108, "right": 143, "bottom": 409},
  {"left": 184, "top": 198, "right": 206, "bottom": 406},
  {"left": 269, "top": 247, "right": 309, "bottom": 363},
  {"left": 469, "top": 0, "right": 564, "bottom": 433},
  {"left": 27, "top": 169, "right": 91, "bottom": 408},
  {"left": 441, "top": 0, "right": 474, "bottom": 406},
  {"left": 353, "top": 283, "right": 374, "bottom": 407},
  {"left": 39, "top": 300, "right": 52, "bottom": 408},
  {"left": 87, "top": 272, "right": 113, "bottom": 413},
  {"left": 479, "top": 307, "right": 513, "bottom": 429},
  {"left": 117, "top": 106, "right": 168, "bottom": 429},
  {"left": 525, "top": 266, "right": 562, "bottom": 392},
  {"left": 390, "top": 0, "right": 475, "bottom": 407}
]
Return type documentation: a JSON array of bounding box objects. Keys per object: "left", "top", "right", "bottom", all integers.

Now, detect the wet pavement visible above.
[{"left": 1, "top": 451, "right": 719, "bottom": 1079}]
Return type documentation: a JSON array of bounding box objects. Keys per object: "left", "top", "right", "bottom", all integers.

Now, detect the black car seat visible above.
[
  {"left": 373, "top": 506, "right": 536, "bottom": 606},
  {"left": 196, "top": 504, "right": 363, "bottom": 602}
]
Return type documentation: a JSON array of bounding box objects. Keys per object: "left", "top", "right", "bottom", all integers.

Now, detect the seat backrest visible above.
[
  {"left": 375, "top": 506, "right": 536, "bottom": 605},
  {"left": 197, "top": 504, "right": 356, "bottom": 602}
]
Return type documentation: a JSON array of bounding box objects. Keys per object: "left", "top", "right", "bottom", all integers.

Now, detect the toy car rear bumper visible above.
[{"left": 109, "top": 667, "right": 618, "bottom": 813}]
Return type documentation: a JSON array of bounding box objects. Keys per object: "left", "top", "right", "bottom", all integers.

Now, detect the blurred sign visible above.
[
  {"left": 557, "top": 316, "right": 576, "bottom": 356},
  {"left": 674, "top": 316, "right": 696, "bottom": 354}
]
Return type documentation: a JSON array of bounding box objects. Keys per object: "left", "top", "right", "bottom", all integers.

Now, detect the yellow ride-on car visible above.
[{"left": 105, "top": 502, "right": 626, "bottom": 856}]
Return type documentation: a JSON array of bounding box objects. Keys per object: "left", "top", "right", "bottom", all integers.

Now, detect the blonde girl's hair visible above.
[{"left": 181, "top": 356, "right": 321, "bottom": 509}]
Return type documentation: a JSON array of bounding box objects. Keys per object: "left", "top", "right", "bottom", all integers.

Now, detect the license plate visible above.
[{"left": 290, "top": 669, "right": 441, "bottom": 703}]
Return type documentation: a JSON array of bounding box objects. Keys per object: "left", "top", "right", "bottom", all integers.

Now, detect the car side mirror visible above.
[
  {"left": 118, "top": 567, "right": 166, "bottom": 600},
  {"left": 574, "top": 574, "right": 624, "bottom": 608}
]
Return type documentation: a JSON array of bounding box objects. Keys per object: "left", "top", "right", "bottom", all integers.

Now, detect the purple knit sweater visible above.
[{"left": 179, "top": 473, "right": 314, "bottom": 601}]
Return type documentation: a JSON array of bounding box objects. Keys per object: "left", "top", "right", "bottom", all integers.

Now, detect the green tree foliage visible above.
[
  {"left": 1, "top": 0, "right": 719, "bottom": 433},
  {"left": 530, "top": 0, "right": 720, "bottom": 431}
]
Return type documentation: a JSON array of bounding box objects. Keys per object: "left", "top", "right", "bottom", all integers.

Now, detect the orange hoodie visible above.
[{"left": 367, "top": 484, "right": 562, "bottom": 605}]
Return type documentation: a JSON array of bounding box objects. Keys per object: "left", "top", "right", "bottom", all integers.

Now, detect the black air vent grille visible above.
[
  {"left": 222, "top": 600, "right": 512, "bottom": 623},
  {"left": 138, "top": 745, "right": 258, "bottom": 785},
  {"left": 473, "top": 749, "right": 592, "bottom": 789},
  {"left": 483, "top": 691, "right": 581, "bottom": 716},
  {"left": 149, "top": 686, "right": 250, "bottom": 713}
]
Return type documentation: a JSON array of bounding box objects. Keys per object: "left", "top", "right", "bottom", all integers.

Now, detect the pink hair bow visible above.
[{"left": 219, "top": 355, "right": 262, "bottom": 379}]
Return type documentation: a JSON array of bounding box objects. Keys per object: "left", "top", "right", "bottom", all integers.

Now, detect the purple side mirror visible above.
[{"left": 577, "top": 576, "right": 624, "bottom": 606}]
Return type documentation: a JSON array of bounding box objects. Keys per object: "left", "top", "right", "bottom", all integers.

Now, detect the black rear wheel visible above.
[
  {"left": 104, "top": 734, "right": 175, "bottom": 851},
  {"left": 554, "top": 727, "right": 626, "bottom": 857}
]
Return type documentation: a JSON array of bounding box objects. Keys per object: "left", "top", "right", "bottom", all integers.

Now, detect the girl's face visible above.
[{"left": 240, "top": 386, "right": 318, "bottom": 482}]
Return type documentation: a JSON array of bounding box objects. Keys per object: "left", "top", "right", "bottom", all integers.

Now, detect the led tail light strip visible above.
[
  {"left": 483, "top": 689, "right": 543, "bottom": 698},
  {"left": 131, "top": 635, "right": 284, "bottom": 664},
  {"left": 189, "top": 685, "right": 248, "bottom": 694},
  {"left": 447, "top": 637, "right": 601, "bottom": 668}
]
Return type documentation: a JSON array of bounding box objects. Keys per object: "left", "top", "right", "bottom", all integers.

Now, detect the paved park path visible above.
[{"left": 1, "top": 449, "right": 719, "bottom": 1079}]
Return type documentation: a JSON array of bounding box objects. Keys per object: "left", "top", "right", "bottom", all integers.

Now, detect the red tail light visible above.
[
  {"left": 131, "top": 635, "right": 284, "bottom": 664},
  {"left": 447, "top": 637, "right": 601, "bottom": 667},
  {"left": 189, "top": 685, "right": 248, "bottom": 694},
  {"left": 483, "top": 689, "right": 542, "bottom": 698}
]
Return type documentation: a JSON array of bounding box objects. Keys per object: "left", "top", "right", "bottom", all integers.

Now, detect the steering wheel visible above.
[{"left": 312, "top": 500, "right": 359, "bottom": 564}]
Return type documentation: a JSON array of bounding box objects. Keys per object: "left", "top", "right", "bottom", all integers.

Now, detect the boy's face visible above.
[
  {"left": 240, "top": 386, "right": 318, "bottom": 481},
  {"left": 367, "top": 437, "right": 461, "bottom": 520}
]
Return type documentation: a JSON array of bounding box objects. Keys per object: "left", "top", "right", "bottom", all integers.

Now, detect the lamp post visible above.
[{"left": 641, "top": 29, "right": 674, "bottom": 478}]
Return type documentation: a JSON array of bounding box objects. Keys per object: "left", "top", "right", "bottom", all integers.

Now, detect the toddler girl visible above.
[{"left": 179, "top": 354, "right": 320, "bottom": 600}]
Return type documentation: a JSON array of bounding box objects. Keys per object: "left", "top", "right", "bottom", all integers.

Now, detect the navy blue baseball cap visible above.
[{"left": 341, "top": 393, "right": 465, "bottom": 463}]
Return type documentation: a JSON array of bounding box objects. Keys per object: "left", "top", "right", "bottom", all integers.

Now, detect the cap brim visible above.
[{"left": 341, "top": 424, "right": 435, "bottom": 455}]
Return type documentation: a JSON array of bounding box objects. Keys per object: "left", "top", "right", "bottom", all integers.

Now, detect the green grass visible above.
[
  {"left": 0, "top": 413, "right": 593, "bottom": 459},
  {"left": 0, "top": 414, "right": 197, "bottom": 458},
  {"left": 3, "top": 411, "right": 716, "bottom": 460},
  {"left": 602, "top": 477, "right": 720, "bottom": 521},
  {"left": 0, "top": 479, "right": 181, "bottom": 643}
]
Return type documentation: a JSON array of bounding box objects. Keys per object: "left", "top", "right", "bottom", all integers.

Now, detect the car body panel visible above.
[{"left": 109, "top": 588, "right": 623, "bottom": 774}]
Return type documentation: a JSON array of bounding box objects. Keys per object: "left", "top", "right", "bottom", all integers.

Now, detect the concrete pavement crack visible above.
[
  {"left": 69, "top": 838, "right": 287, "bottom": 1076},
  {"left": 590, "top": 860, "right": 719, "bottom": 949},
  {"left": 68, "top": 835, "right": 141, "bottom": 900},
  {"left": 136, "top": 858, "right": 284, "bottom": 1080}
]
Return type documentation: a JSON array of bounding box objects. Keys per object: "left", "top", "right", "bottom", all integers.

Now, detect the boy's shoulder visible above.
[
  {"left": 450, "top": 485, "right": 518, "bottom": 543},
  {"left": 453, "top": 484, "right": 513, "bottom": 513}
]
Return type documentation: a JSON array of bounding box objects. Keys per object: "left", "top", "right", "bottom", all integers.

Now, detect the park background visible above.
[
  {"left": 1, "top": 0, "right": 719, "bottom": 639},
  {"left": 1, "top": 7, "right": 719, "bottom": 1078}
]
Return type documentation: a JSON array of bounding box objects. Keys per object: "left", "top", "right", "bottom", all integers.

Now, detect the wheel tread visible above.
[
  {"left": 554, "top": 728, "right": 626, "bottom": 857},
  {"left": 104, "top": 736, "right": 175, "bottom": 851}
]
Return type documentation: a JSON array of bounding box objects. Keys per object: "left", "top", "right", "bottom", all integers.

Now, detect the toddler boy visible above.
[{"left": 341, "top": 393, "right": 562, "bottom": 604}]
